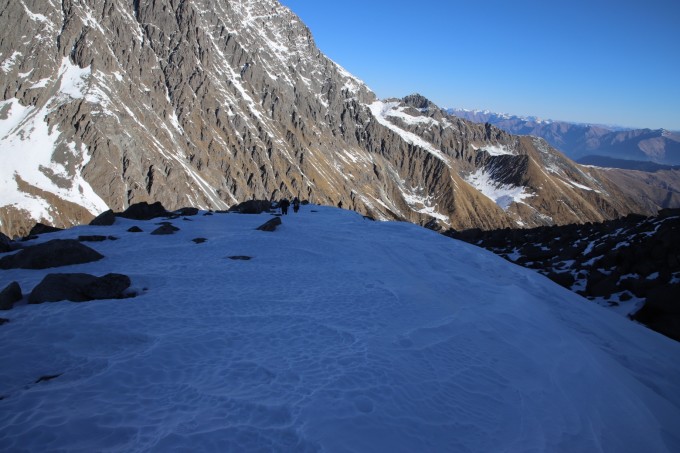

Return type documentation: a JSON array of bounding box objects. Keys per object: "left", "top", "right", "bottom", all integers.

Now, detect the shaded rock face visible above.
[
  {"left": 448, "top": 208, "right": 680, "bottom": 341},
  {"left": 28, "top": 273, "right": 132, "bottom": 304},
  {"left": 0, "top": 0, "right": 664, "bottom": 238},
  {"left": 0, "top": 239, "right": 104, "bottom": 270}
]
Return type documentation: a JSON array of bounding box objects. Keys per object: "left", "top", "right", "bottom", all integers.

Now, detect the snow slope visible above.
[{"left": 1, "top": 206, "right": 679, "bottom": 452}]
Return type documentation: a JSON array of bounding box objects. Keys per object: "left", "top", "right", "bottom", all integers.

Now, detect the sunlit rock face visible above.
[{"left": 0, "top": 0, "right": 655, "bottom": 237}]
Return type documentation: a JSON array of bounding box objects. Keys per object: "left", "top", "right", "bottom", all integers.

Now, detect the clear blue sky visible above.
[{"left": 279, "top": 0, "right": 680, "bottom": 130}]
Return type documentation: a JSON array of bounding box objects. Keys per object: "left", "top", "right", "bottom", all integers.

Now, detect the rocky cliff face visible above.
[{"left": 0, "top": 0, "right": 663, "bottom": 237}]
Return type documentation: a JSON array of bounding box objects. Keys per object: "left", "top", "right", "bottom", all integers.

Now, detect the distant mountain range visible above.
[{"left": 447, "top": 109, "right": 680, "bottom": 166}]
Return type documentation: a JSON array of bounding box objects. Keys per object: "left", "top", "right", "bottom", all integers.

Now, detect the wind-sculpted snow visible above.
[{"left": 1, "top": 207, "right": 679, "bottom": 451}]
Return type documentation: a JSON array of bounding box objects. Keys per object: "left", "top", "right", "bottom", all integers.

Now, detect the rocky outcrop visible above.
[
  {"left": 0, "top": 239, "right": 104, "bottom": 270},
  {"left": 28, "top": 273, "right": 132, "bottom": 304},
  {"left": 117, "top": 202, "right": 169, "bottom": 221},
  {"left": 448, "top": 208, "right": 680, "bottom": 341},
  {"left": 0, "top": 0, "right": 666, "bottom": 238},
  {"left": 90, "top": 210, "right": 116, "bottom": 226}
]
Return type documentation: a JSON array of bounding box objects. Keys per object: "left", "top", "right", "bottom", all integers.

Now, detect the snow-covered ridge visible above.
[
  {"left": 1, "top": 206, "right": 679, "bottom": 451},
  {"left": 368, "top": 101, "right": 450, "bottom": 165}
]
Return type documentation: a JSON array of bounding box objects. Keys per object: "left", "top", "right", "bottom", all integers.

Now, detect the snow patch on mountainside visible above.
[
  {"left": 473, "top": 144, "right": 515, "bottom": 156},
  {"left": 0, "top": 58, "right": 109, "bottom": 222},
  {"left": 465, "top": 168, "right": 534, "bottom": 210}
]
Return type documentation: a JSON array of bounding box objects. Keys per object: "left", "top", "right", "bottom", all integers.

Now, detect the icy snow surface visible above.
[{"left": 1, "top": 206, "right": 680, "bottom": 452}]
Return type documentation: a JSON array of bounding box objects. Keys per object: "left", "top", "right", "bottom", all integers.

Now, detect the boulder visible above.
[
  {"left": 78, "top": 235, "right": 108, "bottom": 242},
  {"left": 117, "top": 202, "right": 168, "bottom": 220},
  {"left": 229, "top": 200, "right": 272, "bottom": 214},
  {"left": 151, "top": 223, "right": 179, "bottom": 235},
  {"left": 28, "top": 273, "right": 132, "bottom": 304},
  {"left": 28, "top": 223, "right": 62, "bottom": 236},
  {"left": 89, "top": 209, "right": 116, "bottom": 226},
  {"left": 175, "top": 207, "right": 199, "bottom": 216},
  {"left": 127, "top": 226, "right": 143, "bottom": 233},
  {"left": 256, "top": 217, "right": 282, "bottom": 232},
  {"left": 0, "top": 318, "right": 8, "bottom": 326},
  {"left": 192, "top": 238, "right": 207, "bottom": 244},
  {"left": 0, "top": 240, "right": 104, "bottom": 270},
  {"left": 0, "top": 282, "right": 22, "bottom": 310}
]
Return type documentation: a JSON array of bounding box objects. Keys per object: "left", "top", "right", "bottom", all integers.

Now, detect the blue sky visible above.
[{"left": 279, "top": 0, "right": 680, "bottom": 130}]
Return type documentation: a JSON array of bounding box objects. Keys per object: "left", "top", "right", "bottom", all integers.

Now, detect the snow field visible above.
[{"left": 1, "top": 206, "right": 679, "bottom": 452}]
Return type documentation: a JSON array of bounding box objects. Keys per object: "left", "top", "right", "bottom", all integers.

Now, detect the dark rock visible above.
[
  {"left": 586, "top": 272, "right": 619, "bottom": 298},
  {"left": 182, "top": 217, "right": 193, "bottom": 221},
  {"left": 117, "top": 201, "right": 168, "bottom": 220},
  {"left": 127, "top": 226, "right": 143, "bottom": 233},
  {"left": 21, "top": 235, "right": 38, "bottom": 242},
  {"left": 619, "top": 292, "right": 633, "bottom": 302},
  {"left": 256, "top": 217, "right": 282, "bottom": 232},
  {"left": 192, "top": 238, "right": 207, "bottom": 244},
  {"left": 634, "top": 284, "right": 680, "bottom": 342},
  {"left": 175, "top": 207, "right": 199, "bottom": 216},
  {"left": 0, "top": 318, "right": 8, "bottom": 326},
  {"left": 203, "top": 212, "right": 214, "bottom": 216},
  {"left": 229, "top": 200, "right": 272, "bottom": 214},
  {"left": 0, "top": 232, "right": 11, "bottom": 253},
  {"left": 89, "top": 209, "right": 116, "bottom": 226},
  {"left": 0, "top": 282, "right": 22, "bottom": 310},
  {"left": 78, "top": 235, "right": 108, "bottom": 242},
  {"left": 546, "top": 271, "right": 575, "bottom": 289},
  {"left": 108, "top": 236, "right": 119, "bottom": 241},
  {"left": 28, "top": 223, "right": 62, "bottom": 236},
  {"left": 0, "top": 240, "right": 104, "bottom": 270},
  {"left": 35, "top": 374, "right": 62, "bottom": 384},
  {"left": 28, "top": 273, "right": 132, "bottom": 304},
  {"left": 228, "top": 256, "right": 252, "bottom": 260},
  {"left": 151, "top": 224, "right": 180, "bottom": 235},
  {"left": 644, "top": 284, "right": 680, "bottom": 314},
  {"left": 424, "top": 219, "right": 441, "bottom": 231},
  {"left": 363, "top": 216, "right": 376, "bottom": 221}
]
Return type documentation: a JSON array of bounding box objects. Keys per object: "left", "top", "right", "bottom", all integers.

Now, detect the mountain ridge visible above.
[
  {"left": 0, "top": 0, "right": 672, "bottom": 238},
  {"left": 448, "top": 108, "right": 680, "bottom": 165}
]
